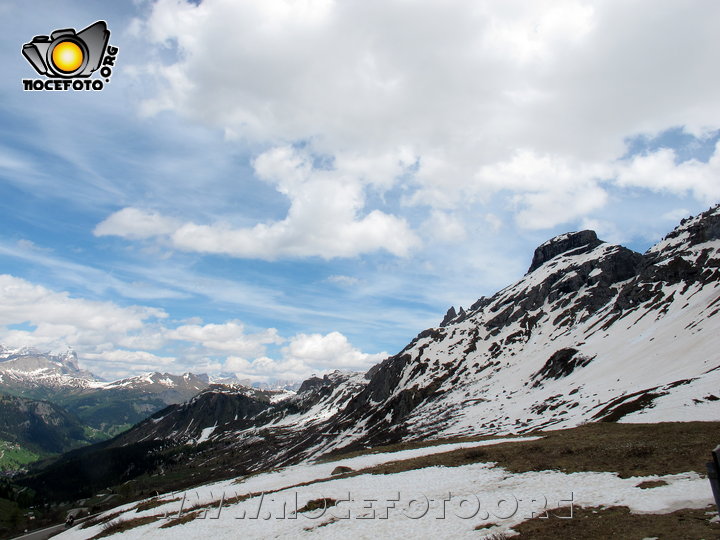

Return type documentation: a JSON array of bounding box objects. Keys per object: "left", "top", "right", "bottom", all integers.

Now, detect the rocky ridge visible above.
[{"left": 17, "top": 205, "right": 720, "bottom": 500}]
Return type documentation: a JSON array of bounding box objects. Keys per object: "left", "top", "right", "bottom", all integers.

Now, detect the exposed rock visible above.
[
  {"left": 528, "top": 230, "right": 603, "bottom": 273},
  {"left": 532, "top": 348, "right": 594, "bottom": 386},
  {"left": 331, "top": 465, "right": 353, "bottom": 475},
  {"left": 298, "top": 376, "right": 326, "bottom": 393},
  {"left": 19, "top": 205, "right": 720, "bottom": 502},
  {"left": 440, "top": 306, "right": 457, "bottom": 327},
  {"left": 440, "top": 306, "right": 468, "bottom": 327}
]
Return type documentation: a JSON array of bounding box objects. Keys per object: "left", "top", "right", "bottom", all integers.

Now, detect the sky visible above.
[{"left": 0, "top": 0, "right": 719, "bottom": 382}]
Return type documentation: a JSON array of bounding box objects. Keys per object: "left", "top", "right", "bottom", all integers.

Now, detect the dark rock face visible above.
[
  {"left": 298, "top": 377, "right": 325, "bottom": 393},
  {"left": 528, "top": 230, "right": 602, "bottom": 273},
  {"left": 22, "top": 206, "right": 720, "bottom": 503},
  {"left": 532, "top": 348, "right": 594, "bottom": 386},
  {"left": 112, "top": 390, "right": 272, "bottom": 445},
  {"left": 488, "top": 243, "right": 644, "bottom": 332},
  {"left": 650, "top": 205, "right": 720, "bottom": 258},
  {"left": 440, "top": 306, "right": 467, "bottom": 327},
  {"left": 440, "top": 307, "right": 457, "bottom": 327},
  {"left": 611, "top": 206, "right": 720, "bottom": 316}
]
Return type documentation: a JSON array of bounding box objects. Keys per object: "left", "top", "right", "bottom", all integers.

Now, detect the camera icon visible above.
[{"left": 22, "top": 21, "right": 110, "bottom": 78}]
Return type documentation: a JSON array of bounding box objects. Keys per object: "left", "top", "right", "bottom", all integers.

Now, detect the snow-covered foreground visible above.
[{"left": 57, "top": 436, "right": 714, "bottom": 539}]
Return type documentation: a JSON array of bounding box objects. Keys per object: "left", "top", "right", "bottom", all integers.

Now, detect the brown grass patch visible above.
[
  {"left": 159, "top": 510, "right": 202, "bottom": 528},
  {"left": 510, "top": 504, "right": 720, "bottom": 539},
  {"left": 318, "top": 432, "right": 525, "bottom": 463},
  {"left": 303, "top": 516, "right": 339, "bottom": 531},
  {"left": 473, "top": 521, "right": 499, "bottom": 530},
  {"left": 636, "top": 479, "right": 669, "bottom": 489},
  {"left": 133, "top": 496, "right": 182, "bottom": 513},
  {"left": 80, "top": 510, "right": 124, "bottom": 529},
  {"left": 90, "top": 515, "right": 160, "bottom": 538},
  {"left": 342, "top": 421, "right": 720, "bottom": 479},
  {"left": 297, "top": 497, "right": 337, "bottom": 513}
]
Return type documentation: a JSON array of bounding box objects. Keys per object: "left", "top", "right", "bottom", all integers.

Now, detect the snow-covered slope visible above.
[
  {"left": 0, "top": 347, "right": 100, "bottom": 391},
  {"left": 55, "top": 433, "right": 714, "bottom": 540},
  {"left": 56, "top": 205, "right": 720, "bottom": 483},
  {"left": 319, "top": 205, "right": 720, "bottom": 452}
]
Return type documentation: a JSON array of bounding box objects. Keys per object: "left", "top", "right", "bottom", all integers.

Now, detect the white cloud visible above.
[
  {"left": 0, "top": 273, "right": 387, "bottom": 381},
  {"left": 132, "top": 0, "right": 720, "bottom": 232},
  {"left": 96, "top": 146, "right": 419, "bottom": 259},
  {"left": 422, "top": 210, "right": 467, "bottom": 243},
  {"left": 474, "top": 150, "right": 611, "bottom": 229},
  {"left": 166, "top": 320, "right": 283, "bottom": 356},
  {"left": 224, "top": 355, "right": 311, "bottom": 383},
  {"left": 83, "top": 350, "right": 176, "bottom": 367},
  {"left": 661, "top": 208, "right": 691, "bottom": 223},
  {"left": 0, "top": 274, "right": 168, "bottom": 374},
  {"left": 94, "top": 207, "right": 181, "bottom": 240},
  {"left": 223, "top": 330, "right": 387, "bottom": 381},
  {"left": 283, "top": 331, "right": 387, "bottom": 370},
  {"left": 326, "top": 275, "right": 361, "bottom": 287},
  {"left": 615, "top": 142, "right": 720, "bottom": 203}
]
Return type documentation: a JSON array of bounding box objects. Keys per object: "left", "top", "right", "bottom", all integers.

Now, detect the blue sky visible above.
[{"left": 0, "top": 0, "right": 719, "bottom": 381}]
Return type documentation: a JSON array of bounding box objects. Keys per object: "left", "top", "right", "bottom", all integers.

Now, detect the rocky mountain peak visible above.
[
  {"left": 528, "top": 230, "right": 603, "bottom": 273},
  {"left": 647, "top": 204, "right": 720, "bottom": 259},
  {"left": 0, "top": 346, "right": 97, "bottom": 380},
  {"left": 439, "top": 306, "right": 467, "bottom": 327}
]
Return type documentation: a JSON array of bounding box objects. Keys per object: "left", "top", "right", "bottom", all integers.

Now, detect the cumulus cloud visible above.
[
  {"left": 96, "top": 146, "right": 419, "bottom": 259},
  {"left": 166, "top": 320, "right": 283, "bottom": 356},
  {"left": 283, "top": 331, "right": 387, "bottom": 370},
  {"left": 224, "top": 355, "right": 311, "bottom": 383},
  {"left": 615, "top": 142, "right": 720, "bottom": 203},
  {"left": 0, "top": 274, "right": 168, "bottom": 374},
  {"left": 94, "top": 207, "right": 181, "bottom": 240},
  {"left": 82, "top": 350, "right": 177, "bottom": 379},
  {"left": 0, "top": 274, "right": 385, "bottom": 381},
  {"left": 223, "top": 331, "right": 387, "bottom": 381},
  {"left": 131, "top": 0, "right": 720, "bottom": 234}
]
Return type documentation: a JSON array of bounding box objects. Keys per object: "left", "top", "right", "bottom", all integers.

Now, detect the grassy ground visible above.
[
  {"left": 509, "top": 504, "right": 720, "bottom": 539},
  {"left": 0, "top": 441, "right": 41, "bottom": 471},
  {"left": 68, "top": 421, "right": 720, "bottom": 539},
  {"left": 336, "top": 421, "right": 720, "bottom": 478},
  {"left": 331, "top": 421, "right": 720, "bottom": 539},
  {"left": 0, "top": 497, "right": 22, "bottom": 534}
]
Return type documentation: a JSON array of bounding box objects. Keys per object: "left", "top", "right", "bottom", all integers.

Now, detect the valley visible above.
[{"left": 3, "top": 205, "right": 720, "bottom": 538}]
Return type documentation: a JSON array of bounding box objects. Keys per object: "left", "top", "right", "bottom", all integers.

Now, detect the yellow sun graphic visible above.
[{"left": 52, "top": 41, "right": 84, "bottom": 73}]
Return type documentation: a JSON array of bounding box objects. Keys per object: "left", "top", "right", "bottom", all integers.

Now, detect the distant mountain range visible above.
[
  {"left": 16, "top": 204, "right": 720, "bottom": 501},
  {"left": 0, "top": 346, "right": 302, "bottom": 472},
  {"left": 0, "top": 350, "right": 206, "bottom": 425},
  {"left": 0, "top": 349, "right": 214, "bottom": 470}
]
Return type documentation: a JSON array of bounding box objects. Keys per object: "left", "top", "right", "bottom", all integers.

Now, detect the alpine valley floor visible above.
[{"left": 55, "top": 422, "right": 719, "bottom": 539}]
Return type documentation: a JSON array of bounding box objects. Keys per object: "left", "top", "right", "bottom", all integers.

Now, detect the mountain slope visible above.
[
  {"left": 321, "top": 206, "right": 720, "bottom": 450},
  {"left": 0, "top": 393, "right": 93, "bottom": 463},
  {"left": 0, "top": 351, "right": 210, "bottom": 438},
  {"left": 17, "top": 205, "right": 720, "bottom": 501}
]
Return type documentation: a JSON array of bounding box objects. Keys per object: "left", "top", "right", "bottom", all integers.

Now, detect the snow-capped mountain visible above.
[
  {"left": 0, "top": 348, "right": 215, "bottom": 440},
  {"left": 0, "top": 346, "right": 210, "bottom": 398},
  {"left": 101, "top": 371, "right": 209, "bottom": 397},
  {"left": 322, "top": 206, "right": 720, "bottom": 449},
  {"left": 19, "top": 205, "right": 720, "bottom": 499},
  {"left": 0, "top": 347, "right": 99, "bottom": 391}
]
